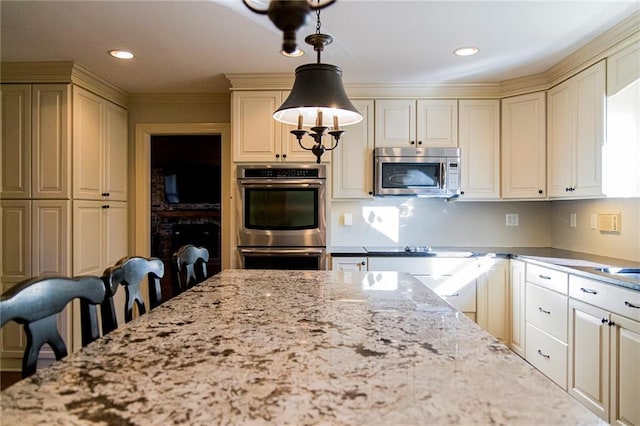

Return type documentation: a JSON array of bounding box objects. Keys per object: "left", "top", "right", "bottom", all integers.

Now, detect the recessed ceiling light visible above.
[
  {"left": 109, "top": 50, "right": 135, "bottom": 60},
  {"left": 281, "top": 48, "right": 304, "bottom": 58},
  {"left": 454, "top": 47, "right": 479, "bottom": 57}
]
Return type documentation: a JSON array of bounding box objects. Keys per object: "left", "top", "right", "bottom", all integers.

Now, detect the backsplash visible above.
[{"left": 329, "top": 198, "right": 552, "bottom": 248}]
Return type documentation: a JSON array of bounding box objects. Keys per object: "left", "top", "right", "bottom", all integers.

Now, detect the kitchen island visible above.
[{"left": 0, "top": 270, "right": 599, "bottom": 425}]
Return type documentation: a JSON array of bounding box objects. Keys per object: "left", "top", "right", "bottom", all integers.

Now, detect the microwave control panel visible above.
[{"left": 447, "top": 162, "right": 460, "bottom": 190}]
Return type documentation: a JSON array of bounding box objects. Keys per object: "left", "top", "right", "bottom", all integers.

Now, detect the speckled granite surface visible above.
[{"left": 1, "top": 270, "right": 600, "bottom": 425}]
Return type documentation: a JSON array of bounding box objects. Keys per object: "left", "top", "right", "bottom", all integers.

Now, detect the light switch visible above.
[
  {"left": 344, "top": 213, "right": 353, "bottom": 226},
  {"left": 506, "top": 213, "right": 519, "bottom": 227}
]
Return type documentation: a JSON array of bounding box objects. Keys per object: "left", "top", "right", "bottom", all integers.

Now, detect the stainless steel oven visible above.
[{"left": 237, "top": 164, "right": 327, "bottom": 270}]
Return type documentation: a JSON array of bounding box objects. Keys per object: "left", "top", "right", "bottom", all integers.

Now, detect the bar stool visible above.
[
  {"left": 0, "top": 276, "right": 105, "bottom": 378},
  {"left": 173, "top": 244, "right": 209, "bottom": 295},
  {"left": 100, "top": 256, "right": 164, "bottom": 335}
]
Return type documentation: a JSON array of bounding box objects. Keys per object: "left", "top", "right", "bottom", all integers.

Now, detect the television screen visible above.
[{"left": 164, "top": 166, "right": 221, "bottom": 204}]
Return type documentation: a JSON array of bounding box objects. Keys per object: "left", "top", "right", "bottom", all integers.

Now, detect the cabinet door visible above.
[
  {"left": 1, "top": 200, "right": 31, "bottom": 279},
  {"left": 103, "top": 102, "right": 128, "bottom": 201},
  {"left": 1, "top": 84, "right": 31, "bottom": 199},
  {"left": 416, "top": 99, "right": 458, "bottom": 148},
  {"left": 331, "top": 257, "right": 367, "bottom": 272},
  {"left": 547, "top": 79, "right": 575, "bottom": 197},
  {"left": 510, "top": 260, "right": 526, "bottom": 357},
  {"left": 32, "top": 200, "right": 70, "bottom": 276},
  {"left": 458, "top": 99, "right": 500, "bottom": 200},
  {"left": 501, "top": 92, "right": 546, "bottom": 199},
  {"left": 573, "top": 61, "right": 605, "bottom": 198},
  {"left": 374, "top": 99, "right": 416, "bottom": 147},
  {"left": 103, "top": 201, "right": 128, "bottom": 268},
  {"left": 609, "top": 314, "right": 640, "bottom": 426},
  {"left": 415, "top": 274, "right": 476, "bottom": 314},
  {"left": 32, "top": 84, "right": 71, "bottom": 199},
  {"left": 568, "top": 299, "right": 609, "bottom": 421},
  {"left": 73, "top": 87, "right": 104, "bottom": 200},
  {"left": 607, "top": 41, "right": 640, "bottom": 96},
  {"left": 232, "top": 91, "right": 283, "bottom": 161},
  {"left": 72, "top": 200, "right": 103, "bottom": 276},
  {"left": 476, "top": 258, "right": 509, "bottom": 342},
  {"left": 332, "top": 99, "right": 374, "bottom": 199}
]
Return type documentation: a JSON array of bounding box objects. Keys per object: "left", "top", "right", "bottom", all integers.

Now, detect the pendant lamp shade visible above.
[{"left": 273, "top": 63, "right": 363, "bottom": 128}]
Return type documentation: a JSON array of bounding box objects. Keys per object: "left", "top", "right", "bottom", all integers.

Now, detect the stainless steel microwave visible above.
[{"left": 373, "top": 147, "right": 461, "bottom": 197}]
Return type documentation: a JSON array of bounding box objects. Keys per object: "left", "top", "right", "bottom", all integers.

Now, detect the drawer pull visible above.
[
  {"left": 538, "top": 307, "right": 551, "bottom": 315},
  {"left": 625, "top": 301, "right": 640, "bottom": 309},
  {"left": 580, "top": 288, "right": 598, "bottom": 295},
  {"left": 442, "top": 293, "right": 460, "bottom": 298},
  {"left": 537, "top": 349, "right": 550, "bottom": 359},
  {"left": 539, "top": 274, "right": 551, "bottom": 280}
]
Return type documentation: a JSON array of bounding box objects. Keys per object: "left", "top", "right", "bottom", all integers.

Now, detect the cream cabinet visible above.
[
  {"left": 458, "top": 99, "right": 500, "bottom": 200},
  {"left": 374, "top": 99, "right": 458, "bottom": 148},
  {"left": 509, "top": 259, "right": 526, "bottom": 357},
  {"left": 547, "top": 61, "right": 605, "bottom": 198},
  {"left": 73, "top": 87, "right": 128, "bottom": 201},
  {"left": 476, "top": 258, "right": 509, "bottom": 343},
  {"left": 331, "top": 257, "right": 367, "bottom": 272},
  {"left": 501, "top": 92, "right": 547, "bottom": 199},
  {"left": 524, "top": 263, "right": 569, "bottom": 389},
  {"left": 607, "top": 41, "right": 640, "bottom": 96},
  {"left": 232, "top": 91, "right": 320, "bottom": 162},
  {"left": 332, "top": 100, "right": 374, "bottom": 199},
  {"left": 1, "top": 84, "right": 71, "bottom": 200},
  {"left": 72, "top": 200, "right": 127, "bottom": 277},
  {"left": 568, "top": 274, "right": 640, "bottom": 425}
]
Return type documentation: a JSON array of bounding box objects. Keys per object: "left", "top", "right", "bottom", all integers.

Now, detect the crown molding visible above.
[
  {"left": 1, "top": 61, "right": 129, "bottom": 107},
  {"left": 129, "top": 92, "right": 229, "bottom": 105},
  {"left": 224, "top": 73, "right": 294, "bottom": 90}
]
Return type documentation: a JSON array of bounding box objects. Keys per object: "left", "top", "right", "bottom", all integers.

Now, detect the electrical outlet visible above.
[
  {"left": 569, "top": 213, "right": 577, "bottom": 228},
  {"left": 590, "top": 214, "right": 597, "bottom": 230},
  {"left": 506, "top": 213, "right": 519, "bottom": 227},
  {"left": 343, "top": 213, "right": 353, "bottom": 226}
]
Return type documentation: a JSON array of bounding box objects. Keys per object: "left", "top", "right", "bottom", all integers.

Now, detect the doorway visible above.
[{"left": 133, "top": 123, "right": 233, "bottom": 292}]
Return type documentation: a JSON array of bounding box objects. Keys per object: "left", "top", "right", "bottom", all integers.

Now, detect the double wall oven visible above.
[{"left": 237, "top": 164, "right": 327, "bottom": 270}]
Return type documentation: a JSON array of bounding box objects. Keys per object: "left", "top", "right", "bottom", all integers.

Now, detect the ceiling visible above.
[{"left": 1, "top": 1, "right": 639, "bottom": 94}]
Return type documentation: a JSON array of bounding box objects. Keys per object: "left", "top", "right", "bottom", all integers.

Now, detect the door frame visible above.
[{"left": 133, "top": 123, "right": 233, "bottom": 269}]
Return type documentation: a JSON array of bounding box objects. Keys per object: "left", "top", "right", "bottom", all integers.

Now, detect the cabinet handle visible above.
[
  {"left": 360, "top": 261, "right": 365, "bottom": 265},
  {"left": 537, "top": 349, "right": 550, "bottom": 359},
  {"left": 580, "top": 288, "right": 598, "bottom": 295},
  {"left": 539, "top": 274, "right": 551, "bottom": 280},
  {"left": 625, "top": 301, "right": 640, "bottom": 309},
  {"left": 601, "top": 318, "right": 608, "bottom": 324},
  {"left": 410, "top": 140, "right": 415, "bottom": 145},
  {"left": 101, "top": 205, "right": 110, "bottom": 209},
  {"left": 538, "top": 307, "right": 551, "bottom": 315},
  {"left": 101, "top": 192, "right": 110, "bottom": 197},
  {"left": 608, "top": 321, "right": 616, "bottom": 327},
  {"left": 538, "top": 189, "right": 543, "bottom": 194},
  {"left": 417, "top": 141, "right": 423, "bottom": 145},
  {"left": 443, "top": 293, "right": 460, "bottom": 297},
  {"left": 275, "top": 154, "right": 280, "bottom": 158},
  {"left": 282, "top": 154, "right": 287, "bottom": 158},
  {"left": 460, "top": 191, "right": 465, "bottom": 195}
]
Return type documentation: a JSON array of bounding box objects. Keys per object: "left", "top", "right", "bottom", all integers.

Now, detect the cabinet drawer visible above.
[
  {"left": 368, "top": 257, "right": 476, "bottom": 275},
  {"left": 527, "top": 263, "right": 568, "bottom": 294},
  {"left": 415, "top": 275, "right": 476, "bottom": 312},
  {"left": 526, "top": 322, "right": 568, "bottom": 390},
  {"left": 526, "top": 283, "right": 568, "bottom": 342},
  {"left": 570, "top": 275, "right": 640, "bottom": 321}
]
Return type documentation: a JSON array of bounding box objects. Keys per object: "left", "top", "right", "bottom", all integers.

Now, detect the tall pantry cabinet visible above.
[{"left": 1, "top": 65, "right": 128, "bottom": 368}]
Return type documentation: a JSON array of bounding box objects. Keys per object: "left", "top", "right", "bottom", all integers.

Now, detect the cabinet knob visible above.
[
  {"left": 282, "top": 154, "right": 287, "bottom": 159},
  {"left": 101, "top": 192, "right": 110, "bottom": 197},
  {"left": 275, "top": 154, "right": 280, "bottom": 158},
  {"left": 101, "top": 205, "right": 110, "bottom": 209},
  {"left": 417, "top": 141, "right": 423, "bottom": 145},
  {"left": 360, "top": 261, "right": 365, "bottom": 265},
  {"left": 601, "top": 318, "right": 608, "bottom": 324},
  {"left": 410, "top": 140, "right": 415, "bottom": 145},
  {"left": 368, "top": 191, "right": 373, "bottom": 195},
  {"left": 538, "top": 189, "right": 543, "bottom": 194},
  {"left": 460, "top": 191, "right": 465, "bottom": 195},
  {"left": 608, "top": 321, "right": 616, "bottom": 327}
]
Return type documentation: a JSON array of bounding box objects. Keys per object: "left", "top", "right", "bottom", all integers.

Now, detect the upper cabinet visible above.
[
  {"left": 547, "top": 61, "right": 606, "bottom": 199},
  {"left": 332, "top": 99, "right": 374, "bottom": 199},
  {"left": 458, "top": 99, "right": 500, "bottom": 200},
  {"left": 1, "top": 84, "right": 71, "bottom": 200},
  {"left": 606, "top": 41, "right": 640, "bottom": 96},
  {"left": 501, "top": 92, "right": 547, "bottom": 199},
  {"left": 374, "top": 99, "right": 458, "bottom": 148},
  {"left": 73, "top": 86, "right": 128, "bottom": 201},
  {"left": 232, "top": 90, "right": 325, "bottom": 163}
]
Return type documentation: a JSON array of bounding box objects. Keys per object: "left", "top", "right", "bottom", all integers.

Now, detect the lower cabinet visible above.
[
  {"left": 610, "top": 314, "right": 640, "bottom": 426},
  {"left": 476, "top": 258, "right": 509, "bottom": 342},
  {"left": 331, "top": 257, "right": 367, "bottom": 272},
  {"left": 509, "top": 259, "right": 526, "bottom": 357}
]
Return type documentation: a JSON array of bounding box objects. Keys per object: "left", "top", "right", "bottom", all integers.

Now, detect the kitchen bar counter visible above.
[
  {"left": 331, "top": 246, "right": 640, "bottom": 291},
  {"left": 1, "top": 270, "right": 598, "bottom": 425}
]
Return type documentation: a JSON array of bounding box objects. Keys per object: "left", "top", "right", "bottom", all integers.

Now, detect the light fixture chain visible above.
[{"left": 316, "top": 8, "right": 321, "bottom": 34}]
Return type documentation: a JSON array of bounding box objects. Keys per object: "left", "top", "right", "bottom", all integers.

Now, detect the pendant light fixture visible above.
[{"left": 244, "top": 0, "right": 362, "bottom": 163}]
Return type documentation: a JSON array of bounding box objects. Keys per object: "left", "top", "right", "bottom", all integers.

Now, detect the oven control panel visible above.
[{"left": 240, "top": 165, "right": 326, "bottom": 179}]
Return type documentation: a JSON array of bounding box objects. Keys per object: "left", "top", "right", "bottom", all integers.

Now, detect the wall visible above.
[
  {"left": 551, "top": 198, "right": 640, "bottom": 261},
  {"left": 329, "top": 199, "right": 552, "bottom": 248}
]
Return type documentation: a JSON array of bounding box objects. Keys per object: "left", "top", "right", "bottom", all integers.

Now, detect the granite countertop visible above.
[
  {"left": 331, "top": 246, "right": 640, "bottom": 291},
  {"left": 1, "top": 270, "right": 599, "bottom": 425}
]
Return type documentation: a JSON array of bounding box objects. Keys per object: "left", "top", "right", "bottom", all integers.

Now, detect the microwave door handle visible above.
[{"left": 440, "top": 161, "right": 446, "bottom": 189}]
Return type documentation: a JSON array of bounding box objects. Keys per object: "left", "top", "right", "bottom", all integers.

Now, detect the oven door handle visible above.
[
  {"left": 238, "top": 179, "right": 325, "bottom": 186},
  {"left": 239, "top": 248, "right": 325, "bottom": 256}
]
